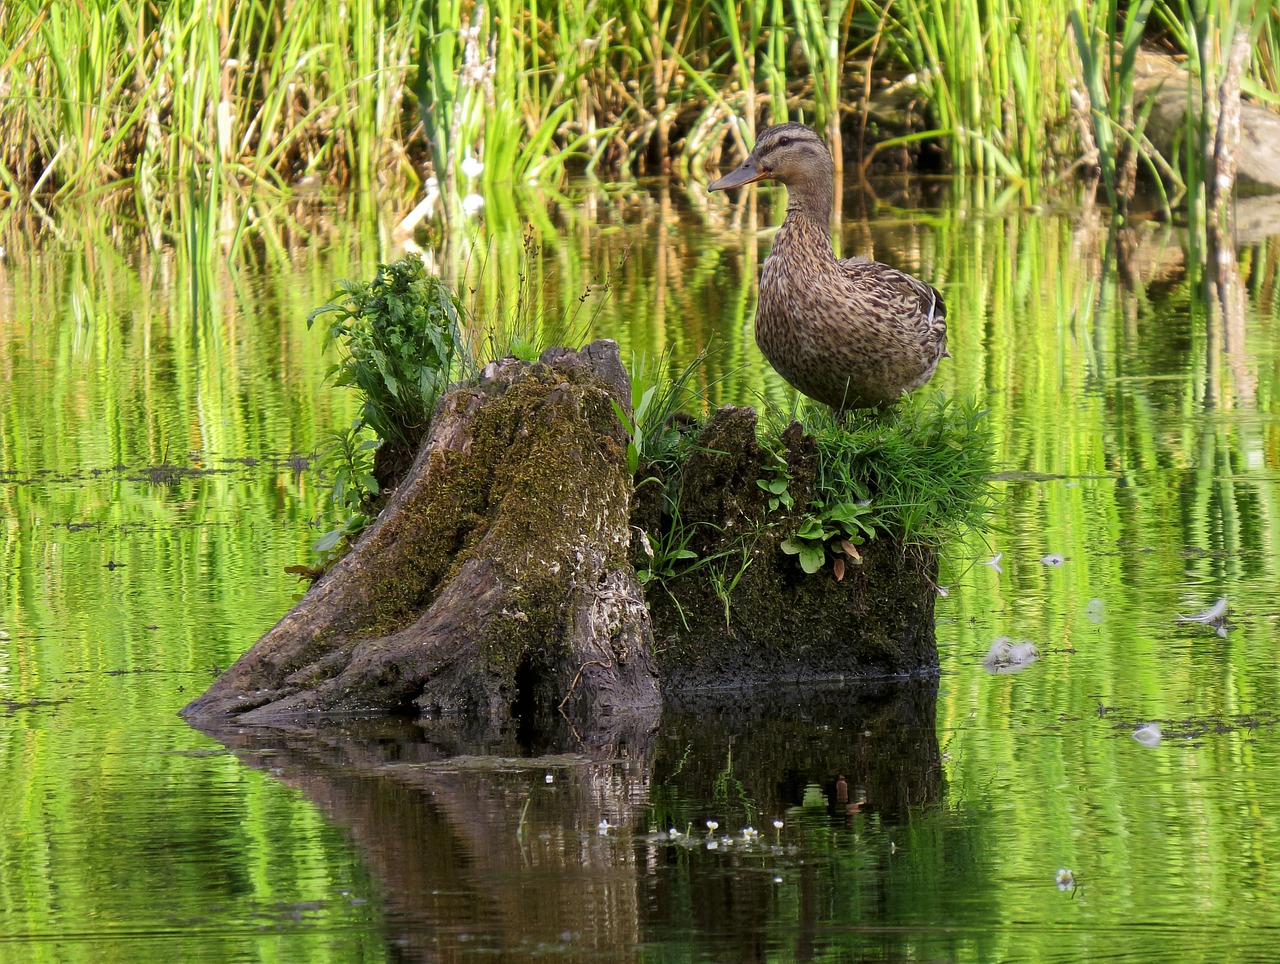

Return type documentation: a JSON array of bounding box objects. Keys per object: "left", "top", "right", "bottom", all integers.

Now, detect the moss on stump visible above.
[{"left": 634, "top": 406, "right": 938, "bottom": 690}]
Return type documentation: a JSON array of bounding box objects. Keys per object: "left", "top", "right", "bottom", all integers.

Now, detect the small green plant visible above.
[
  {"left": 635, "top": 525, "right": 700, "bottom": 588},
  {"left": 756, "top": 436, "right": 795, "bottom": 512},
  {"left": 707, "top": 537, "right": 758, "bottom": 628},
  {"left": 780, "top": 500, "right": 876, "bottom": 576},
  {"left": 313, "top": 420, "right": 382, "bottom": 560},
  {"left": 621, "top": 348, "right": 726, "bottom": 475},
  {"left": 761, "top": 392, "right": 995, "bottom": 580},
  {"left": 798, "top": 393, "right": 995, "bottom": 546},
  {"left": 308, "top": 256, "right": 464, "bottom": 454}
]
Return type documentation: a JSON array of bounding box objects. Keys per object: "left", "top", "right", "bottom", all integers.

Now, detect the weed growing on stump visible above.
[
  {"left": 635, "top": 390, "right": 996, "bottom": 596},
  {"left": 308, "top": 258, "right": 465, "bottom": 452},
  {"left": 307, "top": 257, "right": 465, "bottom": 560},
  {"left": 780, "top": 394, "right": 996, "bottom": 577},
  {"left": 799, "top": 394, "right": 996, "bottom": 546}
]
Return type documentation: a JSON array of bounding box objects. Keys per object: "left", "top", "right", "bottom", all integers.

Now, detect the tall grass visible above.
[
  {"left": 1069, "top": 0, "right": 1158, "bottom": 213},
  {"left": 869, "top": 0, "right": 1077, "bottom": 180},
  {"left": 1, "top": 0, "right": 428, "bottom": 225},
  {"left": 3, "top": 0, "right": 1280, "bottom": 244}
]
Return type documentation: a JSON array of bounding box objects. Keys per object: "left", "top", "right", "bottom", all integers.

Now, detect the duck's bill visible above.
[{"left": 708, "top": 160, "right": 767, "bottom": 191}]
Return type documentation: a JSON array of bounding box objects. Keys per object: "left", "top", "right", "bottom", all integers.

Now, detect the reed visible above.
[{"left": 4, "top": 0, "right": 1280, "bottom": 241}]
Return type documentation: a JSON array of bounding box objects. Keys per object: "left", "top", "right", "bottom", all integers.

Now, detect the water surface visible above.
[{"left": 2, "top": 183, "right": 1279, "bottom": 961}]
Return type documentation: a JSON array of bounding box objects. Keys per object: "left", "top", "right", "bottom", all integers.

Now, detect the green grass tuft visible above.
[{"left": 780, "top": 393, "right": 997, "bottom": 548}]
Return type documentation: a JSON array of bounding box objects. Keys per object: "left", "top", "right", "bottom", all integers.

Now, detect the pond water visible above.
[{"left": 2, "top": 181, "right": 1279, "bottom": 962}]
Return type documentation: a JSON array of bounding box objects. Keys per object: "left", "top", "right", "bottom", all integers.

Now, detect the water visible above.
[{"left": 3, "top": 183, "right": 1280, "bottom": 961}]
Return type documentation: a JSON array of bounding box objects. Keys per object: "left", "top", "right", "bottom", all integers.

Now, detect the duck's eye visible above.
[{"left": 777, "top": 136, "right": 792, "bottom": 148}]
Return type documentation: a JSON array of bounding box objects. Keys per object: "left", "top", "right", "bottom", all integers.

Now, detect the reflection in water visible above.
[
  {"left": 3, "top": 181, "right": 1280, "bottom": 960},
  {"left": 195, "top": 682, "right": 944, "bottom": 961}
]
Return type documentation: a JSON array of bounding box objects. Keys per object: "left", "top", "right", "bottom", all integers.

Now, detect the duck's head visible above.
[{"left": 708, "top": 123, "right": 834, "bottom": 192}]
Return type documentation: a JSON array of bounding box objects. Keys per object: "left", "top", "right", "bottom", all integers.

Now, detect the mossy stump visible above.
[
  {"left": 634, "top": 406, "right": 938, "bottom": 691},
  {"left": 182, "top": 340, "right": 659, "bottom": 726},
  {"left": 183, "top": 342, "right": 939, "bottom": 727}
]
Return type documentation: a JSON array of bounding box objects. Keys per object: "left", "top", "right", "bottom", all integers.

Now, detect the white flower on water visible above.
[
  {"left": 1056, "top": 868, "right": 1075, "bottom": 890},
  {"left": 983, "top": 552, "right": 1003, "bottom": 575},
  {"left": 462, "top": 192, "right": 485, "bottom": 217}
]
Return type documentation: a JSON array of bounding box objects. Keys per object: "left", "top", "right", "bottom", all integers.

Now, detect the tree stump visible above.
[
  {"left": 182, "top": 340, "right": 660, "bottom": 726},
  {"left": 633, "top": 407, "right": 939, "bottom": 690}
]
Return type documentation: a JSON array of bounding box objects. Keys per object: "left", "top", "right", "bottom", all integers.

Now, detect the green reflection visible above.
[{"left": 2, "top": 181, "right": 1280, "bottom": 960}]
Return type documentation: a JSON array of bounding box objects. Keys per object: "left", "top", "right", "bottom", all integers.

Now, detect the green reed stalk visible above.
[
  {"left": 5, "top": 0, "right": 1280, "bottom": 244},
  {"left": 789, "top": 0, "right": 853, "bottom": 168},
  {"left": 1069, "top": 0, "right": 1156, "bottom": 213},
  {"left": 885, "top": 0, "right": 1075, "bottom": 179}
]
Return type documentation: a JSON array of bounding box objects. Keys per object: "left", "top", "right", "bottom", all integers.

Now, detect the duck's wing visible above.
[{"left": 837, "top": 256, "right": 947, "bottom": 357}]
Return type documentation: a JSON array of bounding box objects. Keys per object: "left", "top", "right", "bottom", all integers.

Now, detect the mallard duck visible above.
[{"left": 709, "top": 122, "right": 947, "bottom": 412}]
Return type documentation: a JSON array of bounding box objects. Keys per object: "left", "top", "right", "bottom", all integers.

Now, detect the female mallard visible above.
[{"left": 709, "top": 122, "right": 947, "bottom": 412}]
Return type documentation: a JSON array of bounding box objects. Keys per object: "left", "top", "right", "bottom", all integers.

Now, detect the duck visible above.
[{"left": 709, "top": 122, "right": 947, "bottom": 412}]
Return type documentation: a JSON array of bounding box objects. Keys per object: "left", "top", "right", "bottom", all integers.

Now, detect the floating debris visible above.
[
  {"left": 983, "top": 552, "right": 1004, "bottom": 575},
  {"left": 597, "top": 819, "right": 612, "bottom": 835},
  {"left": 982, "top": 637, "right": 1040, "bottom": 674},
  {"left": 545, "top": 772, "right": 554, "bottom": 784},
  {"left": 1040, "top": 553, "right": 1065, "bottom": 566},
  {"left": 1175, "top": 597, "right": 1228, "bottom": 637},
  {"left": 1132, "top": 723, "right": 1163, "bottom": 748}
]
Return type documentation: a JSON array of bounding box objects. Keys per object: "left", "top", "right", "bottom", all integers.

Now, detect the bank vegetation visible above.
[{"left": 1, "top": 0, "right": 1277, "bottom": 237}]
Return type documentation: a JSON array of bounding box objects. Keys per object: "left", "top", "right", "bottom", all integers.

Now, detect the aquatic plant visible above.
[
  {"left": 7, "top": 0, "right": 1279, "bottom": 242},
  {"left": 1068, "top": 0, "right": 1159, "bottom": 213}
]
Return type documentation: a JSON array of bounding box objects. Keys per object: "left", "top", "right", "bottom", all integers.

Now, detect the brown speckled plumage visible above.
[{"left": 709, "top": 122, "right": 947, "bottom": 411}]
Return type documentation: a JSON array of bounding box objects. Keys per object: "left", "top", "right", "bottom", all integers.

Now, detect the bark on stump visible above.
[{"left": 182, "top": 340, "right": 659, "bottom": 726}]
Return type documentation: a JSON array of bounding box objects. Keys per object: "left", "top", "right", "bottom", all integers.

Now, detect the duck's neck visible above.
[
  {"left": 777, "top": 170, "right": 836, "bottom": 259},
  {"left": 785, "top": 179, "right": 833, "bottom": 227}
]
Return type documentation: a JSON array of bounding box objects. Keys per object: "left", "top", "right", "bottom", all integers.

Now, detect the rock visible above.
[{"left": 1136, "top": 49, "right": 1280, "bottom": 196}]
